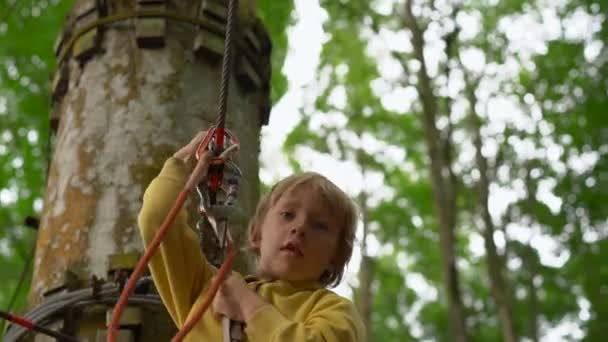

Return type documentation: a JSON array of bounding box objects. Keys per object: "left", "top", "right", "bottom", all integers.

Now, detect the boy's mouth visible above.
[{"left": 281, "top": 242, "right": 303, "bottom": 256}]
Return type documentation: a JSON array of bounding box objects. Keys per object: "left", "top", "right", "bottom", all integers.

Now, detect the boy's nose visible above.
[{"left": 290, "top": 224, "right": 305, "bottom": 236}]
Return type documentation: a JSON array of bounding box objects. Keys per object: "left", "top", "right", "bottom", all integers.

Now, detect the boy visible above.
[{"left": 138, "top": 132, "right": 366, "bottom": 341}]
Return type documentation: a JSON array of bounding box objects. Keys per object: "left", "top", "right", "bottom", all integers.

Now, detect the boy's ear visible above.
[{"left": 249, "top": 224, "right": 262, "bottom": 249}]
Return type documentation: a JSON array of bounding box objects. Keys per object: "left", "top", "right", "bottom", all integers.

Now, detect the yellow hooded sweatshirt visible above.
[{"left": 138, "top": 158, "right": 366, "bottom": 341}]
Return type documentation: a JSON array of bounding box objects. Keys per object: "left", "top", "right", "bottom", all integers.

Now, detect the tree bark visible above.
[
  {"left": 22, "top": 0, "right": 269, "bottom": 340},
  {"left": 402, "top": 1, "right": 468, "bottom": 341},
  {"left": 356, "top": 254, "right": 374, "bottom": 340},
  {"left": 524, "top": 247, "right": 539, "bottom": 342},
  {"left": 524, "top": 166, "right": 539, "bottom": 342},
  {"left": 463, "top": 75, "right": 517, "bottom": 342},
  {"left": 355, "top": 185, "right": 374, "bottom": 341}
]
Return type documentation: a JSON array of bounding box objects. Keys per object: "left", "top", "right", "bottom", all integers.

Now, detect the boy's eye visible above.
[{"left": 280, "top": 211, "right": 295, "bottom": 220}]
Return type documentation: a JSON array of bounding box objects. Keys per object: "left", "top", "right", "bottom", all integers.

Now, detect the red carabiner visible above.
[{"left": 195, "top": 127, "right": 240, "bottom": 195}]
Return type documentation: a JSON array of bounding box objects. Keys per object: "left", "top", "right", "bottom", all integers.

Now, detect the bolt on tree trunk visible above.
[{"left": 20, "top": 0, "right": 270, "bottom": 340}]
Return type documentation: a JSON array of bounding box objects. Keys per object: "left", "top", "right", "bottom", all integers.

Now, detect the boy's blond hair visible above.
[{"left": 248, "top": 172, "right": 358, "bottom": 287}]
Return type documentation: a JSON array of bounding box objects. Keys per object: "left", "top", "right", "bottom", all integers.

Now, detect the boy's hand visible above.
[
  {"left": 173, "top": 130, "right": 207, "bottom": 165},
  {"left": 212, "top": 273, "right": 268, "bottom": 323}
]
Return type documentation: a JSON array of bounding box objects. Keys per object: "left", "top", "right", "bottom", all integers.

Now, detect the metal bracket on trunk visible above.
[
  {"left": 73, "top": 0, "right": 107, "bottom": 60},
  {"left": 51, "top": 26, "right": 71, "bottom": 111},
  {"left": 50, "top": 0, "right": 107, "bottom": 128},
  {"left": 107, "top": 252, "right": 141, "bottom": 291},
  {"left": 50, "top": 61, "right": 69, "bottom": 133},
  {"left": 236, "top": 19, "right": 272, "bottom": 125},
  {"left": 236, "top": 26, "right": 259, "bottom": 89},
  {"left": 194, "top": 0, "right": 228, "bottom": 61},
  {"left": 136, "top": 0, "right": 167, "bottom": 49}
]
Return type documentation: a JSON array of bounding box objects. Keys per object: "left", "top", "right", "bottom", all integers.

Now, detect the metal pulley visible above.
[
  {"left": 194, "top": 127, "right": 245, "bottom": 342},
  {"left": 195, "top": 128, "right": 242, "bottom": 246}
]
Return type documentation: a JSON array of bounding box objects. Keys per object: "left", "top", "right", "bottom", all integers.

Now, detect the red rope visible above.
[
  {"left": 108, "top": 147, "right": 213, "bottom": 342},
  {"left": 2, "top": 312, "right": 34, "bottom": 330},
  {"left": 109, "top": 128, "right": 239, "bottom": 341},
  {"left": 0, "top": 310, "right": 79, "bottom": 342},
  {"left": 171, "top": 242, "right": 236, "bottom": 342}
]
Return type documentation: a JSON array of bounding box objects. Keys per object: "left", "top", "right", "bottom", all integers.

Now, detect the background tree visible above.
[{"left": 284, "top": 0, "right": 606, "bottom": 341}]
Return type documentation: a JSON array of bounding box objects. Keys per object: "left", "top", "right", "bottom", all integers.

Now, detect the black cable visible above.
[
  {"left": 4, "top": 281, "right": 164, "bottom": 341},
  {"left": 0, "top": 310, "right": 80, "bottom": 342},
  {"left": 215, "top": 0, "right": 238, "bottom": 131}
]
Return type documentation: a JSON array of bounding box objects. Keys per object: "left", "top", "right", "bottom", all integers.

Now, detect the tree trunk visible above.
[
  {"left": 355, "top": 186, "right": 373, "bottom": 341},
  {"left": 17, "top": 0, "right": 271, "bottom": 340},
  {"left": 523, "top": 167, "right": 539, "bottom": 342},
  {"left": 356, "top": 255, "right": 374, "bottom": 339},
  {"left": 402, "top": 1, "right": 468, "bottom": 341},
  {"left": 463, "top": 77, "right": 517, "bottom": 342},
  {"left": 526, "top": 260, "right": 539, "bottom": 342}
]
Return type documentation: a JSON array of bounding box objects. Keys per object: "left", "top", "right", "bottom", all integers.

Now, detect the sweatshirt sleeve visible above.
[
  {"left": 245, "top": 292, "right": 366, "bottom": 342},
  {"left": 138, "top": 157, "right": 216, "bottom": 327}
]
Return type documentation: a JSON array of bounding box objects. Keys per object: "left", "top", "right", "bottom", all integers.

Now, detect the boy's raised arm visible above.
[{"left": 138, "top": 156, "right": 216, "bottom": 327}]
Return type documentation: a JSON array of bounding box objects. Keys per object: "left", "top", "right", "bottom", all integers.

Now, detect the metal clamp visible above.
[
  {"left": 136, "top": 0, "right": 167, "bottom": 48},
  {"left": 194, "top": 0, "right": 229, "bottom": 60},
  {"left": 236, "top": 18, "right": 271, "bottom": 92},
  {"left": 72, "top": 0, "right": 107, "bottom": 60},
  {"left": 195, "top": 128, "right": 244, "bottom": 341}
]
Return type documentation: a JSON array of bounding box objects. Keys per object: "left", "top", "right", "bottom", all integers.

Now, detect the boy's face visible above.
[{"left": 252, "top": 184, "right": 341, "bottom": 284}]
